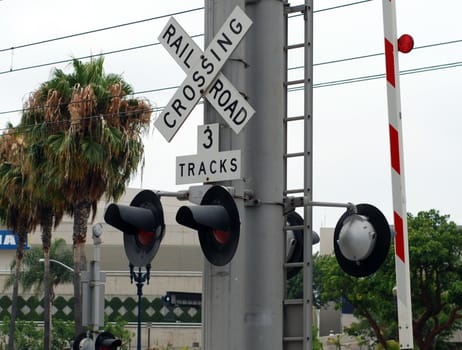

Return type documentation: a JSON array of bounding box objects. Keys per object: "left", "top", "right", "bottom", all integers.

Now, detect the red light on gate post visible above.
[{"left": 398, "top": 34, "right": 414, "bottom": 53}]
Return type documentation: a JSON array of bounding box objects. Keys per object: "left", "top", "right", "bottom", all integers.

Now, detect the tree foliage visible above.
[
  {"left": 18, "top": 56, "right": 151, "bottom": 333},
  {"left": 3, "top": 238, "right": 73, "bottom": 300},
  {"left": 313, "top": 210, "right": 462, "bottom": 350}
]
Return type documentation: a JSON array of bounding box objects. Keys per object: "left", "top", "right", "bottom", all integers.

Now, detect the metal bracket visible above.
[
  {"left": 243, "top": 189, "right": 260, "bottom": 207},
  {"left": 229, "top": 57, "right": 250, "bottom": 68},
  {"left": 154, "top": 189, "right": 189, "bottom": 200},
  {"left": 155, "top": 185, "right": 245, "bottom": 205},
  {"left": 287, "top": 4, "right": 306, "bottom": 14},
  {"left": 283, "top": 196, "right": 357, "bottom": 214}
]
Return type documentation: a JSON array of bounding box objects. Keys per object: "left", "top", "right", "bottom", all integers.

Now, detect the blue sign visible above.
[{"left": 0, "top": 230, "right": 29, "bottom": 250}]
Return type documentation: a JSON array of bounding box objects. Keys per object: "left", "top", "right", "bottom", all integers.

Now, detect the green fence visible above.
[{"left": 0, "top": 295, "right": 201, "bottom": 323}]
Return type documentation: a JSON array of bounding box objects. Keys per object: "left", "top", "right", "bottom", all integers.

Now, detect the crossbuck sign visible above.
[{"left": 156, "top": 6, "right": 254, "bottom": 142}]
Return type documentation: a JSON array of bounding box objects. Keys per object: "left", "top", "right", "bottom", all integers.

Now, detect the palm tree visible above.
[
  {"left": 20, "top": 116, "right": 66, "bottom": 350},
  {"left": 22, "top": 56, "right": 151, "bottom": 333},
  {"left": 4, "top": 238, "right": 74, "bottom": 303},
  {"left": 0, "top": 127, "right": 37, "bottom": 350},
  {"left": 0, "top": 119, "right": 65, "bottom": 350}
]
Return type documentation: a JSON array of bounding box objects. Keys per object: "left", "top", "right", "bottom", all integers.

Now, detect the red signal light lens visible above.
[
  {"left": 212, "top": 229, "right": 230, "bottom": 245},
  {"left": 136, "top": 229, "right": 155, "bottom": 247},
  {"left": 398, "top": 34, "right": 414, "bottom": 53}
]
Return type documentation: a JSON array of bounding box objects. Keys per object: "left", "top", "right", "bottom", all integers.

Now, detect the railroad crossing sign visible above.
[
  {"left": 176, "top": 124, "right": 241, "bottom": 184},
  {"left": 156, "top": 6, "right": 254, "bottom": 142}
]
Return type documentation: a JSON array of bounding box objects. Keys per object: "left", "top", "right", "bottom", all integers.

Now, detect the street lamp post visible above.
[
  {"left": 39, "top": 258, "right": 75, "bottom": 272},
  {"left": 39, "top": 257, "right": 74, "bottom": 350}
]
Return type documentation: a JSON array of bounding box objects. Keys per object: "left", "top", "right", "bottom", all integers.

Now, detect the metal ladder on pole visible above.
[{"left": 282, "top": 1, "right": 314, "bottom": 350}]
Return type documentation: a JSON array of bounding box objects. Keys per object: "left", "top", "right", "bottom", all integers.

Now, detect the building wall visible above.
[{"left": 1, "top": 188, "right": 204, "bottom": 292}]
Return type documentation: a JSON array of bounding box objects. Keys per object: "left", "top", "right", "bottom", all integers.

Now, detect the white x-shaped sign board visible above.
[{"left": 155, "top": 6, "right": 254, "bottom": 142}]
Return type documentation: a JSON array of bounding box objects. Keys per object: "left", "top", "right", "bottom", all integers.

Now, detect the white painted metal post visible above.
[{"left": 381, "top": 1, "right": 414, "bottom": 348}]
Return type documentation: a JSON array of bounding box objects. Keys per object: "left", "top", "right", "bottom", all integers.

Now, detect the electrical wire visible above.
[
  {"left": 1, "top": 0, "right": 373, "bottom": 75},
  {"left": 0, "top": 108, "right": 157, "bottom": 136},
  {"left": 310, "top": 60, "right": 462, "bottom": 89},
  {"left": 0, "top": 33, "right": 205, "bottom": 76},
  {"left": 288, "top": 0, "right": 373, "bottom": 18},
  {"left": 3, "top": 28, "right": 462, "bottom": 77},
  {"left": 1, "top": 57, "right": 462, "bottom": 118},
  {"left": 315, "top": 0, "right": 373, "bottom": 13},
  {"left": 0, "top": 7, "right": 204, "bottom": 53},
  {"left": 287, "top": 38, "right": 462, "bottom": 72},
  {"left": 1, "top": 2, "right": 461, "bottom": 118},
  {"left": 0, "top": 0, "right": 369, "bottom": 54},
  {"left": 0, "top": 85, "right": 179, "bottom": 116},
  {"left": 1, "top": 58, "right": 461, "bottom": 137}
]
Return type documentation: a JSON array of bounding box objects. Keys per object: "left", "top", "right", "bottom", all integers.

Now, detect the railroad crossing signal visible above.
[
  {"left": 95, "top": 332, "right": 122, "bottom": 350},
  {"left": 333, "top": 204, "right": 391, "bottom": 277},
  {"left": 176, "top": 185, "right": 240, "bottom": 266},
  {"left": 104, "top": 190, "right": 165, "bottom": 267},
  {"left": 72, "top": 332, "right": 121, "bottom": 350},
  {"left": 155, "top": 6, "right": 254, "bottom": 142},
  {"left": 285, "top": 211, "right": 320, "bottom": 279}
]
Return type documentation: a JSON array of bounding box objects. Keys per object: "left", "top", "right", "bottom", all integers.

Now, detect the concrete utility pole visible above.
[{"left": 203, "top": 0, "right": 285, "bottom": 349}]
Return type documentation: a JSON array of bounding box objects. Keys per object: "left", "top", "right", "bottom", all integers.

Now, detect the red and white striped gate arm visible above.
[{"left": 382, "top": 0, "right": 414, "bottom": 349}]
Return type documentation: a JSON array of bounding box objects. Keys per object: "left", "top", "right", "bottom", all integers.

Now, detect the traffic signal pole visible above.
[
  {"left": 130, "top": 263, "right": 151, "bottom": 350},
  {"left": 203, "top": 1, "right": 285, "bottom": 349},
  {"left": 243, "top": 2, "right": 286, "bottom": 349}
]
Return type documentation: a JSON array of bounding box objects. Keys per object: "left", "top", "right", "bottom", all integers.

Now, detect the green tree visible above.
[
  {"left": 21, "top": 56, "right": 151, "bottom": 332},
  {"left": 4, "top": 238, "right": 73, "bottom": 301},
  {"left": 22, "top": 120, "right": 66, "bottom": 350},
  {"left": 408, "top": 210, "right": 462, "bottom": 349},
  {"left": 0, "top": 127, "right": 38, "bottom": 350},
  {"left": 313, "top": 210, "right": 462, "bottom": 350},
  {"left": 0, "top": 125, "right": 66, "bottom": 350}
]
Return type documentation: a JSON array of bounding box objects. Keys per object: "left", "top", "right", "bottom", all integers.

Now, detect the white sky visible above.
[{"left": 1, "top": 0, "right": 461, "bottom": 236}]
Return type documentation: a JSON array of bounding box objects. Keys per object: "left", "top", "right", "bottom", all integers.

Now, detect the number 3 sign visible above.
[{"left": 176, "top": 124, "right": 241, "bottom": 185}]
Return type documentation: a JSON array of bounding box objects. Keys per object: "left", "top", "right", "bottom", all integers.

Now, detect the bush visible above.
[
  {"left": 0, "top": 316, "right": 43, "bottom": 349},
  {"left": 104, "top": 317, "right": 134, "bottom": 350},
  {"left": 52, "top": 319, "right": 75, "bottom": 349}
]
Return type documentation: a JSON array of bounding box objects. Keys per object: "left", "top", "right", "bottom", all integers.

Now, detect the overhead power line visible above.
[
  {"left": 1, "top": 2, "right": 461, "bottom": 119},
  {"left": 1, "top": 0, "right": 369, "bottom": 54},
  {"left": 0, "top": 7, "right": 204, "bottom": 53},
  {"left": 2, "top": 35, "right": 462, "bottom": 116},
  {"left": 0, "top": 85, "right": 179, "bottom": 116},
  {"left": 315, "top": 0, "right": 373, "bottom": 13},
  {"left": 0, "top": 33, "right": 205, "bottom": 76},
  {"left": 0, "top": 107, "right": 158, "bottom": 136},
  {"left": 1, "top": 0, "right": 374, "bottom": 75},
  {"left": 2, "top": 34, "right": 462, "bottom": 77},
  {"left": 287, "top": 38, "right": 462, "bottom": 71},
  {"left": 1, "top": 59, "right": 461, "bottom": 122},
  {"left": 311, "top": 60, "right": 462, "bottom": 89},
  {"left": 288, "top": 0, "right": 373, "bottom": 18}
]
